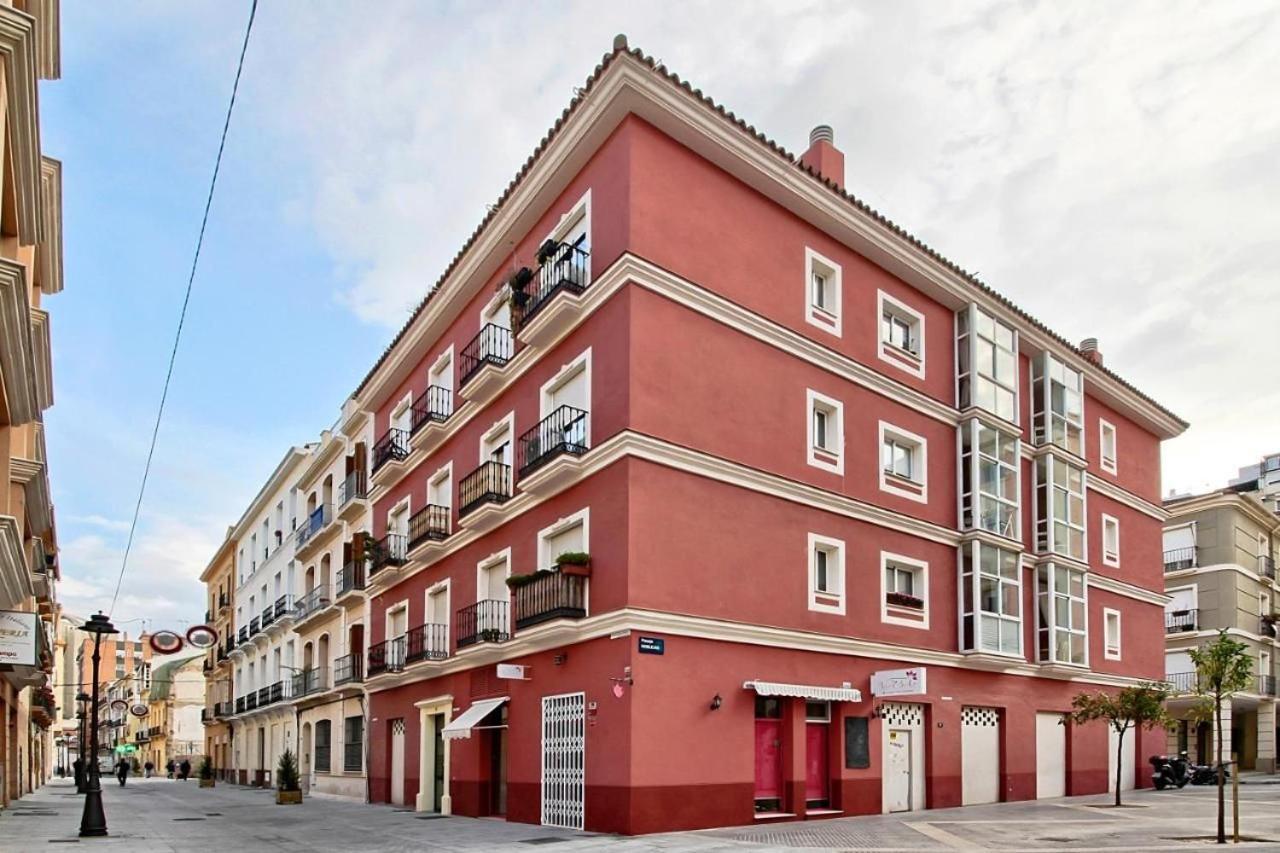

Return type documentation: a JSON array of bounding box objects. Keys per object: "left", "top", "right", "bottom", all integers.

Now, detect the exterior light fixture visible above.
[{"left": 78, "top": 611, "right": 118, "bottom": 838}]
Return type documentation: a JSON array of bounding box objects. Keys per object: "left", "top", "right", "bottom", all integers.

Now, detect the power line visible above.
[{"left": 106, "top": 0, "right": 260, "bottom": 615}]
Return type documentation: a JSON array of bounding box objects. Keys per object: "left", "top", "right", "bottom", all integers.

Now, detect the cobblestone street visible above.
[{"left": 4, "top": 778, "right": 1280, "bottom": 852}]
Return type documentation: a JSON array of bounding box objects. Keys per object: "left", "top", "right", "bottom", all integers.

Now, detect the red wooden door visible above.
[
  {"left": 805, "top": 722, "right": 829, "bottom": 804},
  {"left": 754, "top": 719, "right": 782, "bottom": 800}
]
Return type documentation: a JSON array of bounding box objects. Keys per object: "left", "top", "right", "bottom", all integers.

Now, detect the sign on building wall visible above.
[
  {"left": 870, "top": 667, "right": 926, "bottom": 697},
  {"left": 0, "top": 610, "right": 37, "bottom": 667},
  {"left": 637, "top": 637, "right": 665, "bottom": 655}
]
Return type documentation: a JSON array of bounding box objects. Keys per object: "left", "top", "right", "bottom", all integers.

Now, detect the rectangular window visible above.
[
  {"left": 1036, "top": 563, "right": 1087, "bottom": 666},
  {"left": 344, "top": 715, "right": 364, "bottom": 772},
  {"left": 808, "top": 534, "right": 845, "bottom": 614},
  {"left": 878, "top": 291, "right": 926, "bottom": 378},
  {"left": 1103, "top": 609, "right": 1121, "bottom": 660},
  {"left": 959, "top": 541, "right": 1022, "bottom": 656},
  {"left": 879, "top": 422, "right": 927, "bottom": 503},
  {"left": 1098, "top": 419, "right": 1117, "bottom": 474},
  {"left": 956, "top": 305, "right": 1018, "bottom": 423},
  {"left": 804, "top": 248, "right": 842, "bottom": 335},
  {"left": 314, "top": 719, "right": 332, "bottom": 773},
  {"left": 804, "top": 701, "right": 831, "bottom": 722},
  {"left": 959, "top": 419, "right": 1020, "bottom": 540},
  {"left": 1032, "top": 353, "right": 1084, "bottom": 456},
  {"left": 1101, "top": 514, "right": 1120, "bottom": 567},
  {"left": 1034, "top": 455, "right": 1087, "bottom": 562},
  {"left": 882, "top": 552, "right": 929, "bottom": 628},
  {"left": 806, "top": 390, "right": 844, "bottom": 474}
]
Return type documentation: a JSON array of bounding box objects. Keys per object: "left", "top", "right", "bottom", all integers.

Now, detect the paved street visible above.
[{"left": 4, "top": 778, "right": 1280, "bottom": 852}]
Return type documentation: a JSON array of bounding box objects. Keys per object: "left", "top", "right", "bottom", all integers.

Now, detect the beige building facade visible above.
[
  {"left": 0, "top": 0, "right": 63, "bottom": 809},
  {"left": 1163, "top": 489, "right": 1280, "bottom": 772},
  {"left": 199, "top": 535, "right": 234, "bottom": 778}
]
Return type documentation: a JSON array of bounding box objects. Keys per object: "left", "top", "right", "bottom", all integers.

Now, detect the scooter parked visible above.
[
  {"left": 1149, "top": 754, "right": 1190, "bottom": 789},
  {"left": 1189, "top": 760, "right": 1229, "bottom": 786}
]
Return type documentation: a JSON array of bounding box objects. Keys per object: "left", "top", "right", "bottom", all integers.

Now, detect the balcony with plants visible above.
[
  {"left": 367, "top": 533, "right": 407, "bottom": 579},
  {"left": 367, "top": 636, "right": 406, "bottom": 677},
  {"left": 513, "top": 239, "right": 592, "bottom": 347},
  {"left": 456, "top": 599, "right": 510, "bottom": 648},
  {"left": 508, "top": 554, "right": 589, "bottom": 630}
]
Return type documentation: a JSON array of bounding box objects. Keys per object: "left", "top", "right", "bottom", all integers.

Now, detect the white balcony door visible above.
[
  {"left": 545, "top": 525, "right": 584, "bottom": 571},
  {"left": 548, "top": 367, "right": 588, "bottom": 413},
  {"left": 428, "top": 472, "right": 450, "bottom": 509},
  {"left": 482, "top": 427, "right": 512, "bottom": 468}
]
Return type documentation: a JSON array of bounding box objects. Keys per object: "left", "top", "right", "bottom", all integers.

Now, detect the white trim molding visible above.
[
  {"left": 807, "top": 533, "right": 846, "bottom": 615},
  {"left": 803, "top": 247, "right": 842, "bottom": 337},
  {"left": 879, "top": 420, "right": 928, "bottom": 504},
  {"left": 880, "top": 550, "right": 930, "bottom": 629},
  {"left": 1103, "top": 607, "right": 1122, "bottom": 661},
  {"left": 877, "top": 289, "right": 926, "bottom": 380},
  {"left": 806, "top": 389, "right": 844, "bottom": 475}
]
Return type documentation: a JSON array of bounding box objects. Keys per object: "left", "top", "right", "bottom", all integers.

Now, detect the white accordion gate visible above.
[{"left": 541, "top": 692, "right": 586, "bottom": 830}]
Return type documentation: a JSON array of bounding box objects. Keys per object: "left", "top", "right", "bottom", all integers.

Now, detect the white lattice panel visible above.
[
  {"left": 541, "top": 692, "right": 585, "bottom": 831},
  {"left": 882, "top": 703, "right": 923, "bottom": 727}
]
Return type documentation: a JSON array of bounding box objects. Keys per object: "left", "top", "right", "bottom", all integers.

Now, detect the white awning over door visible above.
[
  {"left": 441, "top": 697, "right": 507, "bottom": 741},
  {"left": 743, "top": 680, "right": 862, "bottom": 703}
]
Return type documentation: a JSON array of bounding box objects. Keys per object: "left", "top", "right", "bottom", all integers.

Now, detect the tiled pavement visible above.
[{"left": 4, "top": 777, "right": 1280, "bottom": 851}]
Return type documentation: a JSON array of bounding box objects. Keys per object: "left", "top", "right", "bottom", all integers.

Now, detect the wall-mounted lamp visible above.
[{"left": 709, "top": 694, "right": 722, "bottom": 711}]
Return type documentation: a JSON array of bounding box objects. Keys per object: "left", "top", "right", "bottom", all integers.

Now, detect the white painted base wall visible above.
[{"left": 1108, "top": 724, "right": 1136, "bottom": 793}]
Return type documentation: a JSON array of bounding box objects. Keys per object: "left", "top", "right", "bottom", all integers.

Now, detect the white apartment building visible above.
[{"left": 226, "top": 445, "right": 314, "bottom": 786}]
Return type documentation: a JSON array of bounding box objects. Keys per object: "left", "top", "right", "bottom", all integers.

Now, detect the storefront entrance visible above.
[{"left": 753, "top": 696, "right": 783, "bottom": 813}]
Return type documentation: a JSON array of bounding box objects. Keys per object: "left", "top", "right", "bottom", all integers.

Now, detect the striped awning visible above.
[
  {"left": 743, "top": 680, "right": 862, "bottom": 703},
  {"left": 441, "top": 697, "right": 507, "bottom": 741}
]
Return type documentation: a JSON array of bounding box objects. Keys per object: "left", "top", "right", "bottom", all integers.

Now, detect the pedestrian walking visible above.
[
  {"left": 179, "top": 759, "right": 191, "bottom": 781},
  {"left": 166, "top": 759, "right": 175, "bottom": 779},
  {"left": 115, "top": 758, "right": 130, "bottom": 787},
  {"left": 144, "top": 760, "right": 154, "bottom": 778}
]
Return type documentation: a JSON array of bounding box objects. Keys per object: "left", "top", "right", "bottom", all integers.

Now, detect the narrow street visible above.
[{"left": 4, "top": 778, "right": 1280, "bottom": 852}]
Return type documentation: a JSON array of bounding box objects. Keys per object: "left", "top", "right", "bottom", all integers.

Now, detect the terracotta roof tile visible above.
[{"left": 353, "top": 39, "right": 1185, "bottom": 432}]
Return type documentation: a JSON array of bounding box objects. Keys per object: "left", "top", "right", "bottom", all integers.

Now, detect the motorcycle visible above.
[
  {"left": 1149, "top": 754, "right": 1190, "bottom": 789},
  {"left": 1189, "top": 761, "right": 1229, "bottom": 786}
]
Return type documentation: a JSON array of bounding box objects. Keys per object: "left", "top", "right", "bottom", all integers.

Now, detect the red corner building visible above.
[{"left": 352, "top": 37, "right": 1186, "bottom": 834}]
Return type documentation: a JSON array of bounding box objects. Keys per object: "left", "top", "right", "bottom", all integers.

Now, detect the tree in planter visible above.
[
  {"left": 1066, "top": 682, "right": 1172, "bottom": 807},
  {"left": 1188, "top": 630, "right": 1253, "bottom": 844},
  {"left": 276, "top": 749, "right": 302, "bottom": 803},
  {"left": 198, "top": 755, "right": 214, "bottom": 787}
]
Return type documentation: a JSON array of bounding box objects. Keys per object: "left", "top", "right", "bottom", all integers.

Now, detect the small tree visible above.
[
  {"left": 276, "top": 749, "right": 300, "bottom": 792},
  {"left": 198, "top": 755, "right": 213, "bottom": 781},
  {"left": 1189, "top": 630, "right": 1253, "bottom": 845},
  {"left": 1067, "top": 682, "right": 1172, "bottom": 806}
]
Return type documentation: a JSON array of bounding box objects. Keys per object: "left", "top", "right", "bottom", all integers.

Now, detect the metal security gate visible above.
[{"left": 541, "top": 692, "right": 585, "bottom": 830}]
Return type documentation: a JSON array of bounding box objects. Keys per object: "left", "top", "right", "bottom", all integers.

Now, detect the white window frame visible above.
[
  {"left": 955, "top": 304, "right": 1019, "bottom": 424},
  {"left": 958, "top": 419, "right": 1020, "bottom": 541},
  {"left": 803, "top": 248, "right": 842, "bottom": 336},
  {"left": 1103, "top": 607, "right": 1122, "bottom": 661},
  {"left": 537, "top": 507, "right": 590, "bottom": 571},
  {"left": 386, "top": 495, "right": 411, "bottom": 537},
  {"left": 543, "top": 189, "right": 592, "bottom": 279},
  {"left": 881, "top": 551, "right": 930, "bottom": 629},
  {"left": 1034, "top": 454, "right": 1088, "bottom": 562},
  {"left": 877, "top": 290, "right": 926, "bottom": 379},
  {"left": 476, "top": 547, "right": 513, "bottom": 598},
  {"left": 479, "top": 410, "right": 516, "bottom": 466},
  {"left": 384, "top": 599, "right": 409, "bottom": 643},
  {"left": 390, "top": 391, "right": 413, "bottom": 434},
  {"left": 539, "top": 347, "right": 592, "bottom": 447},
  {"left": 425, "top": 578, "right": 451, "bottom": 627},
  {"left": 1101, "top": 513, "right": 1120, "bottom": 568},
  {"left": 427, "top": 461, "right": 453, "bottom": 509},
  {"left": 480, "top": 284, "right": 512, "bottom": 331},
  {"left": 958, "top": 541, "right": 1023, "bottom": 657},
  {"left": 1035, "top": 563, "right": 1089, "bottom": 667},
  {"left": 1098, "top": 419, "right": 1117, "bottom": 474},
  {"left": 879, "top": 421, "right": 928, "bottom": 503},
  {"left": 1032, "top": 352, "right": 1085, "bottom": 457},
  {"left": 807, "top": 533, "right": 846, "bottom": 615},
  {"left": 806, "top": 389, "right": 844, "bottom": 475}
]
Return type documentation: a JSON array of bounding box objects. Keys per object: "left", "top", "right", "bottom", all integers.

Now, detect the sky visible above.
[{"left": 40, "top": 1, "right": 1280, "bottom": 629}]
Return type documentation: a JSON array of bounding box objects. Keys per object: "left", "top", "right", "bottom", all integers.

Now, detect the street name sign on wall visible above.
[
  {"left": 638, "top": 637, "right": 664, "bottom": 655},
  {"left": 870, "top": 667, "right": 926, "bottom": 697},
  {"left": 496, "top": 664, "right": 528, "bottom": 680},
  {"left": 0, "top": 610, "right": 37, "bottom": 667}
]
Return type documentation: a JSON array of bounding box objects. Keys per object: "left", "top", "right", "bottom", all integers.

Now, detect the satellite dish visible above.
[
  {"left": 185, "top": 625, "right": 217, "bottom": 649},
  {"left": 149, "top": 630, "right": 183, "bottom": 655}
]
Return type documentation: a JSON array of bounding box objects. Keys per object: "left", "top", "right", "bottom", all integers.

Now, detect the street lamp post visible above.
[
  {"left": 79, "top": 612, "right": 118, "bottom": 838},
  {"left": 74, "top": 692, "right": 89, "bottom": 794}
]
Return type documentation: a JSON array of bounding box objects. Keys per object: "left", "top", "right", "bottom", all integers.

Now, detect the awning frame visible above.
[{"left": 743, "top": 680, "right": 863, "bottom": 703}]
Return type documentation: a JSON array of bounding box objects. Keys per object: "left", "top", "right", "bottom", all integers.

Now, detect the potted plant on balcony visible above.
[
  {"left": 505, "top": 569, "right": 553, "bottom": 589},
  {"left": 536, "top": 239, "right": 560, "bottom": 266},
  {"left": 554, "top": 551, "right": 591, "bottom": 577},
  {"left": 198, "top": 755, "right": 215, "bottom": 788},
  {"left": 507, "top": 266, "right": 534, "bottom": 309},
  {"left": 479, "top": 628, "right": 503, "bottom": 643},
  {"left": 275, "top": 749, "right": 302, "bottom": 804},
  {"left": 1263, "top": 614, "right": 1277, "bottom": 638}
]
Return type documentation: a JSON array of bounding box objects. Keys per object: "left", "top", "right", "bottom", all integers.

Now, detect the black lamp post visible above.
[
  {"left": 74, "top": 692, "right": 90, "bottom": 793},
  {"left": 79, "top": 612, "right": 118, "bottom": 838}
]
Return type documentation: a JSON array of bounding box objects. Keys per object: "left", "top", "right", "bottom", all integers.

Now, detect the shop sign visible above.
[
  {"left": 0, "top": 610, "right": 37, "bottom": 667},
  {"left": 114, "top": 744, "right": 137, "bottom": 755},
  {"left": 870, "top": 667, "right": 926, "bottom": 697},
  {"left": 637, "top": 637, "right": 664, "bottom": 655},
  {"left": 496, "top": 664, "right": 527, "bottom": 680}
]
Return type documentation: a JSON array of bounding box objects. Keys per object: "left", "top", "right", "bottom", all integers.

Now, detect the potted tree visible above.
[
  {"left": 198, "top": 755, "right": 215, "bottom": 788},
  {"left": 275, "top": 749, "right": 302, "bottom": 805},
  {"left": 555, "top": 551, "right": 591, "bottom": 577}
]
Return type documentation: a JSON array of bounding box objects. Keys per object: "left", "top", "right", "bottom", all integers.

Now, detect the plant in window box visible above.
[
  {"left": 275, "top": 749, "right": 302, "bottom": 804},
  {"left": 885, "top": 591, "right": 924, "bottom": 610},
  {"left": 478, "top": 628, "right": 503, "bottom": 643},
  {"left": 536, "top": 239, "right": 561, "bottom": 266},
  {"left": 198, "top": 755, "right": 215, "bottom": 788},
  {"left": 554, "top": 551, "right": 591, "bottom": 577},
  {"left": 505, "top": 569, "right": 553, "bottom": 589},
  {"left": 507, "top": 267, "right": 533, "bottom": 310}
]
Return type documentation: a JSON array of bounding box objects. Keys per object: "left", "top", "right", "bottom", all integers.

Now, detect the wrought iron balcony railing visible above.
[
  {"left": 1260, "top": 555, "right": 1276, "bottom": 580},
  {"left": 295, "top": 504, "right": 333, "bottom": 550},
  {"left": 291, "top": 667, "right": 327, "bottom": 699},
  {"left": 1165, "top": 609, "right": 1197, "bottom": 633},
  {"left": 235, "top": 696, "right": 246, "bottom": 715},
  {"left": 514, "top": 571, "right": 587, "bottom": 630},
  {"left": 372, "top": 427, "right": 410, "bottom": 473},
  {"left": 237, "top": 626, "right": 249, "bottom": 645},
  {"left": 273, "top": 595, "right": 294, "bottom": 622},
  {"left": 1260, "top": 674, "right": 1277, "bottom": 696},
  {"left": 1166, "top": 671, "right": 1197, "bottom": 693},
  {"left": 459, "top": 461, "right": 512, "bottom": 517},
  {"left": 344, "top": 740, "right": 363, "bottom": 773},
  {"left": 333, "top": 653, "right": 363, "bottom": 686},
  {"left": 367, "top": 636, "right": 406, "bottom": 677},
  {"left": 1163, "top": 547, "right": 1197, "bottom": 572},
  {"left": 407, "top": 504, "right": 450, "bottom": 550},
  {"left": 368, "top": 533, "right": 407, "bottom": 576},
  {"left": 336, "top": 559, "right": 366, "bottom": 596},
  {"left": 295, "top": 584, "right": 331, "bottom": 620},
  {"left": 411, "top": 385, "right": 454, "bottom": 433},
  {"left": 518, "top": 241, "right": 590, "bottom": 327},
  {"left": 517, "top": 405, "right": 588, "bottom": 476},
  {"left": 456, "top": 600, "right": 509, "bottom": 648},
  {"left": 459, "top": 323, "right": 513, "bottom": 388},
  {"left": 249, "top": 616, "right": 261, "bottom": 636},
  {"left": 338, "top": 469, "right": 368, "bottom": 508},
  {"left": 405, "top": 623, "right": 449, "bottom": 664}
]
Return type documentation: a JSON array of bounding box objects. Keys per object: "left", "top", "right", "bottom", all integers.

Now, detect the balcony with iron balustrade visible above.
[
  {"left": 517, "top": 405, "right": 588, "bottom": 481},
  {"left": 293, "top": 584, "right": 334, "bottom": 631},
  {"left": 1260, "top": 555, "right": 1276, "bottom": 580},
  {"left": 295, "top": 503, "right": 336, "bottom": 559},
  {"left": 267, "top": 595, "right": 296, "bottom": 634},
  {"left": 456, "top": 600, "right": 510, "bottom": 649},
  {"left": 372, "top": 427, "right": 410, "bottom": 477},
  {"left": 405, "top": 622, "right": 450, "bottom": 665},
  {"left": 1164, "top": 547, "right": 1197, "bottom": 573},
  {"left": 514, "top": 241, "right": 592, "bottom": 347},
  {"left": 333, "top": 653, "right": 364, "bottom": 687},
  {"left": 513, "top": 571, "right": 587, "bottom": 630},
  {"left": 1165, "top": 609, "right": 1197, "bottom": 633},
  {"left": 335, "top": 557, "right": 367, "bottom": 604},
  {"left": 407, "top": 504, "right": 451, "bottom": 552},
  {"left": 367, "top": 533, "right": 407, "bottom": 580},
  {"left": 291, "top": 667, "right": 329, "bottom": 702},
  {"left": 458, "top": 323, "right": 514, "bottom": 400},
  {"left": 337, "top": 469, "right": 369, "bottom": 522},
  {"left": 367, "top": 636, "right": 406, "bottom": 677},
  {"left": 459, "top": 461, "right": 512, "bottom": 519}
]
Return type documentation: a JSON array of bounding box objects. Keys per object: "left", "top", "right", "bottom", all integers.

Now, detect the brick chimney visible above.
[
  {"left": 800, "top": 125, "right": 844, "bottom": 190},
  {"left": 1079, "top": 337, "right": 1103, "bottom": 367}
]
